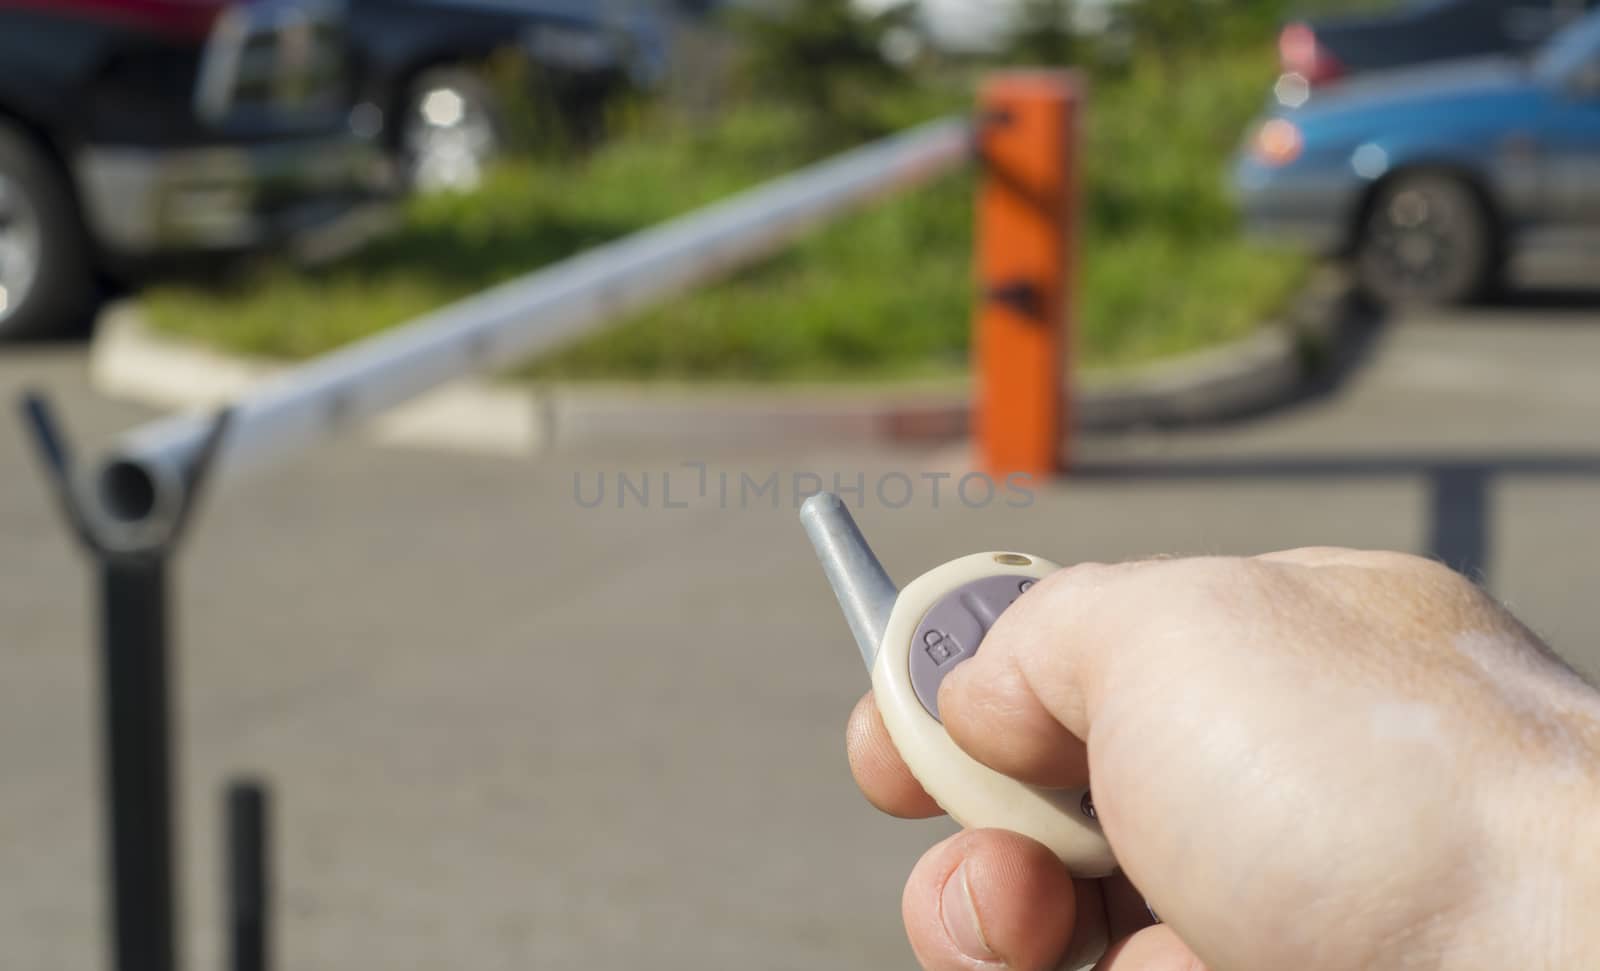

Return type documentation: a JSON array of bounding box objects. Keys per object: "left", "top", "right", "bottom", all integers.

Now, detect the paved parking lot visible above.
[{"left": 5, "top": 293, "right": 1600, "bottom": 969}]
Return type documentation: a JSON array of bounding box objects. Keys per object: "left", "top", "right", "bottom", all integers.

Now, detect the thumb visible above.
[{"left": 936, "top": 559, "right": 1159, "bottom": 789}]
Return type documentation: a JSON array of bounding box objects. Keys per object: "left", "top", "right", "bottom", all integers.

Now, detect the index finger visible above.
[{"left": 846, "top": 690, "right": 944, "bottom": 819}]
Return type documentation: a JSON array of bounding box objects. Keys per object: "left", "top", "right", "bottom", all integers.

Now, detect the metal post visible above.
[
  {"left": 100, "top": 554, "right": 180, "bottom": 971},
  {"left": 18, "top": 393, "right": 235, "bottom": 971},
  {"left": 227, "top": 781, "right": 271, "bottom": 971},
  {"left": 1427, "top": 463, "right": 1491, "bottom": 581}
]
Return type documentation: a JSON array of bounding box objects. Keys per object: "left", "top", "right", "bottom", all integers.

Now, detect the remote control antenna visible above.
[{"left": 801, "top": 492, "right": 899, "bottom": 669}]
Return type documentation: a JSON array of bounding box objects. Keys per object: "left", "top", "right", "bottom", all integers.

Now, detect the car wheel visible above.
[
  {"left": 0, "top": 123, "right": 91, "bottom": 341},
  {"left": 1355, "top": 173, "right": 1494, "bottom": 307},
  {"left": 402, "top": 68, "right": 502, "bottom": 192}
]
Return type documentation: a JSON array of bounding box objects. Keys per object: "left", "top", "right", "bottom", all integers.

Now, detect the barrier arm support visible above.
[
  {"left": 18, "top": 396, "right": 273, "bottom": 971},
  {"left": 14, "top": 116, "right": 975, "bottom": 971}
]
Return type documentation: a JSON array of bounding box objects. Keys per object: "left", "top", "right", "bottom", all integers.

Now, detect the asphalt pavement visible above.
[{"left": 5, "top": 293, "right": 1600, "bottom": 970}]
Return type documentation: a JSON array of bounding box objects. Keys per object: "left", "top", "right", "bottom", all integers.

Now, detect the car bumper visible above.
[
  {"left": 74, "top": 134, "right": 391, "bottom": 256},
  {"left": 1232, "top": 156, "right": 1356, "bottom": 256}
]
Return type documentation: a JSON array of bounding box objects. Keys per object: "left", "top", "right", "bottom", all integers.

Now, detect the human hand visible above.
[{"left": 846, "top": 549, "right": 1600, "bottom": 970}]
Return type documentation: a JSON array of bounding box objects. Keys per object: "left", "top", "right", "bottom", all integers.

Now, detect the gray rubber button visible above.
[{"left": 909, "top": 574, "right": 1035, "bottom": 721}]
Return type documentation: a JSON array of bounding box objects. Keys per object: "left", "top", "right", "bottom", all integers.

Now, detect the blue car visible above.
[{"left": 1235, "top": 10, "right": 1600, "bottom": 305}]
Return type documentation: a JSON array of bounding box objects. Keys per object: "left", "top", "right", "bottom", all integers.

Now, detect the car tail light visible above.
[
  {"left": 1279, "top": 22, "right": 1345, "bottom": 85},
  {"left": 1252, "top": 118, "right": 1303, "bottom": 167}
]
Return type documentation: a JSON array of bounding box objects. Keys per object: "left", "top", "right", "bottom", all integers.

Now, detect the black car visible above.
[
  {"left": 346, "top": 0, "right": 669, "bottom": 190},
  {"left": 1281, "top": 0, "right": 1597, "bottom": 86},
  {"left": 0, "top": 0, "right": 385, "bottom": 341}
]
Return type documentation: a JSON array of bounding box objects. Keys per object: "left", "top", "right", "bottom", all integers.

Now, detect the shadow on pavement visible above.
[
  {"left": 1073, "top": 451, "right": 1600, "bottom": 584},
  {"left": 1076, "top": 285, "right": 1396, "bottom": 433},
  {"left": 34, "top": 304, "right": 102, "bottom": 343},
  {"left": 1477, "top": 286, "right": 1600, "bottom": 314},
  {"left": 5, "top": 283, "right": 118, "bottom": 346},
  {"left": 1284, "top": 288, "right": 1391, "bottom": 414}
]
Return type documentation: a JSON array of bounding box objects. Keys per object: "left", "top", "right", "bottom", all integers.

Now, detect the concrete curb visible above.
[{"left": 90, "top": 277, "right": 1361, "bottom": 457}]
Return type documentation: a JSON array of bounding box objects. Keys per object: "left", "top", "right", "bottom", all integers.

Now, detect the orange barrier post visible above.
[{"left": 974, "top": 71, "right": 1080, "bottom": 481}]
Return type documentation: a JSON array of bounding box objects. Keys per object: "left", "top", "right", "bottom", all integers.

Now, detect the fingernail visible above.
[{"left": 940, "top": 861, "right": 995, "bottom": 961}]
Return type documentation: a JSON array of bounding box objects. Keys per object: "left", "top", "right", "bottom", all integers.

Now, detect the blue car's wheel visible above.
[{"left": 1355, "top": 173, "right": 1493, "bottom": 307}]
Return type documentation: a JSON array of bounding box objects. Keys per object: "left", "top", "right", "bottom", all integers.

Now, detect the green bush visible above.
[
  {"left": 1007, "top": 0, "right": 1082, "bottom": 67},
  {"left": 140, "top": 4, "right": 1310, "bottom": 382},
  {"left": 729, "top": 0, "right": 913, "bottom": 144}
]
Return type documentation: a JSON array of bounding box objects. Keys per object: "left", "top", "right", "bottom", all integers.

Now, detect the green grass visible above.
[{"left": 142, "top": 55, "right": 1308, "bottom": 382}]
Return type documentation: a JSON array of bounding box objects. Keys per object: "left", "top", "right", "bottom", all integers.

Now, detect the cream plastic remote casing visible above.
[
  {"left": 800, "top": 492, "right": 1117, "bottom": 879},
  {"left": 874, "top": 552, "right": 1117, "bottom": 877}
]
